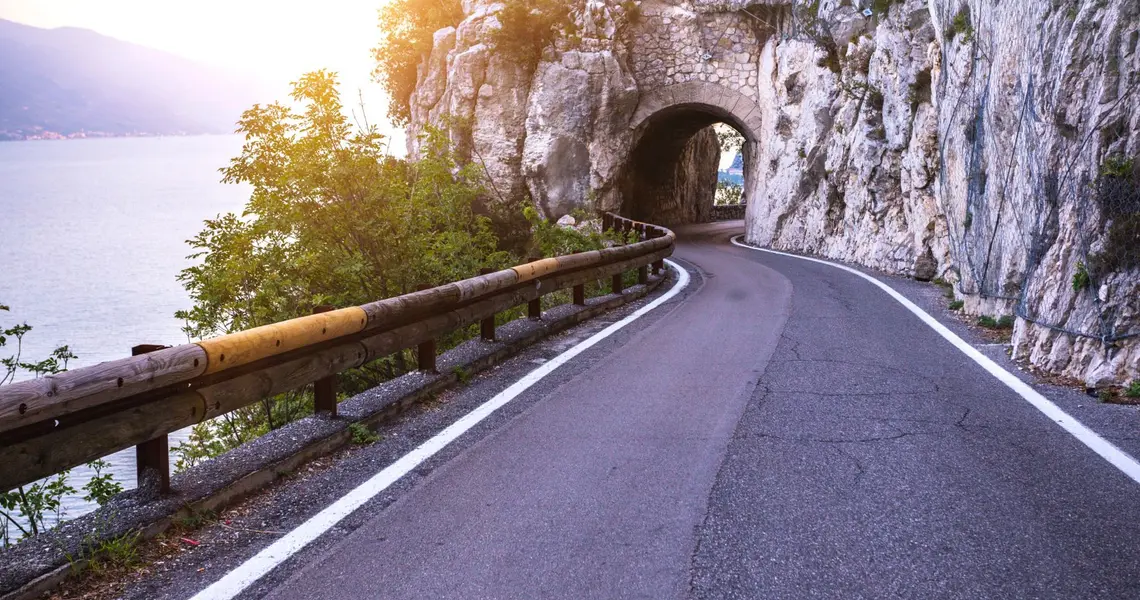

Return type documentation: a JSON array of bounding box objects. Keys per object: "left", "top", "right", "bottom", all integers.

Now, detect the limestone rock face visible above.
[{"left": 406, "top": 0, "right": 1139, "bottom": 384}]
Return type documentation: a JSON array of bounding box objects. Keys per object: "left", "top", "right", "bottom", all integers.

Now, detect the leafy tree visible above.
[
  {"left": 373, "top": 0, "right": 464, "bottom": 126},
  {"left": 173, "top": 70, "right": 512, "bottom": 465}
]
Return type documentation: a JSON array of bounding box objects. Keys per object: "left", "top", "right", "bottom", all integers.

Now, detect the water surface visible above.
[{"left": 0, "top": 135, "right": 250, "bottom": 534}]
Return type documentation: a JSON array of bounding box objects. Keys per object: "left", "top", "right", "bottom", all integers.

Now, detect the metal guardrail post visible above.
[
  {"left": 479, "top": 268, "right": 497, "bottom": 341},
  {"left": 132, "top": 343, "right": 171, "bottom": 495},
  {"left": 416, "top": 284, "right": 437, "bottom": 372},
  {"left": 312, "top": 305, "right": 338, "bottom": 416}
]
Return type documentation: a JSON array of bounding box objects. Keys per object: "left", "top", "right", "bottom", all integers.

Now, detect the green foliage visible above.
[
  {"left": 1072, "top": 261, "right": 1091, "bottom": 292},
  {"left": 178, "top": 71, "right": 506, "bottom": 343},
  {"left": 372, "top": 0, "right": 464, "bottom": 126},
  {"left": 83, "top": 531, "right": 140, "bottom": 575},
  {"left": 174, "top": 421, "right": 235, "bottom": 473},
  {"left": 948, "top": 299, "right": 964, "bottom": 311},
  {"left": 715, "top": 124, "right": 744, "bottom": 155},
  {"left": 453, "top": 366, "right": 472, "bottom": 385},
  {"left": 1, "top": 305, "right": 115, "bottom": 548},
  {"left": 715, "top": 181, "right": 744, "bottom": 206},
  {"left": 1100, "top": 155, "right": 1135, "bottom": 178},
  {"left": 1126, "top": 380, "right": 1140, "bottom": 399},
  {"left": 964, "top": 210, "right": 973, "bottom": 229},
  {"left": 349, "top": 422, "right": 381, "bottom": 445},
  {"left": 1, "top": 470, "right": 74, "bottom": 547},
  {"left": 490, "top": 0, "right": 576, "bottom": 72},
  {"left": 524, "top": 206, "right": 619, "bottom": 257},
  {"left": 1, "top": 303, "right": 76, "bottom": 386},
  {"left": 82, "top": 460, "right": 123, "bottom": 507},
  {"left": 1098, "top": 388, "right": 1115, "bottom": 403},
  {"left": 176, "top": 507, "right": 217, "bottom": 529},
  {"left": 946, "top": 7, "right": 974, "bottom": 42},
  {"left": 976, "top": 315, "right": 1014, "bottom": 329}
]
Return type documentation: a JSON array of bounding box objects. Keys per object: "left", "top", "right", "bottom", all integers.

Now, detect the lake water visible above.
[{"left": 0, "top": 136, "right": 251, "bottom": 536}]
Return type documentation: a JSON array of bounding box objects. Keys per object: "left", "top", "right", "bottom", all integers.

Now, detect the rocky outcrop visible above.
[{"left": 406, "top": 0, "right": 1139, "bottom": 385}]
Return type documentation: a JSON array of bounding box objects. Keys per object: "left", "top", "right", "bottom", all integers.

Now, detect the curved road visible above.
[{"left": 223, "top": 223, "right": 1140, "bottom": 599}]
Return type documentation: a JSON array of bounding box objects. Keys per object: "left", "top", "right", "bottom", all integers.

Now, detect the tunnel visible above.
[{"left": 616, "top": 82, "right": 764, "bottom": 227}]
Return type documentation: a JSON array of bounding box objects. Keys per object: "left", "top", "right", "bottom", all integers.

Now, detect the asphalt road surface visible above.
[{"left": 245, "top": 223, "right": 1140, "bottom": 599}]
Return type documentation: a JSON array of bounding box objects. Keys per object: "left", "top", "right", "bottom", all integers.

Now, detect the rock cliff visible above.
[{"left": 405, "top": 0, "right": 1139, "bottom": 385}]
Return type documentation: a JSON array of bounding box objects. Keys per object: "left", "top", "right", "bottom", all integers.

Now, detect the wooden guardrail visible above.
[{"left": 0, "top": 214, "right": 674, "bottom": 493}]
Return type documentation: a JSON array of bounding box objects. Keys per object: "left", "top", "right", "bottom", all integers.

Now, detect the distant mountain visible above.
[{"left": 0, "top": 19, "right": 267, "bottom": 140}]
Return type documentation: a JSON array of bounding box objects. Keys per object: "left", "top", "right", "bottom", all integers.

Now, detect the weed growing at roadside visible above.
[
  {"left": 949, "top": 300, "right": 964, "bottom": 311},
  {"left": 1126, "top": 380, "right": 1140, "bottom": 399},
  {"left": 1098, "top": 389, "right": 1115, "bottom": 403},
  {"left": 176, "top": 507, "right": 216, "bottom": 529},
  {"left": 976, "top": 315, "right": 1015, "bottom": 329},
  {"left": 349, "top": 423, "right": 381, "bottom": 445},
  {"left": 453, "top": 366, "right": 472, "bottom": 385}
]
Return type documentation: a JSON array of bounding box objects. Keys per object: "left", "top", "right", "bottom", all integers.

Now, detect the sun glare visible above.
[{"left": 0, "top": 0, "right": 387, "bottom": 94}]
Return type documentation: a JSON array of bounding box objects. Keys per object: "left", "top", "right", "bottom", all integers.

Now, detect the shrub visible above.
[
  {"left": 349, "top": 423, "right": 381, "bottom": 445},
  {"left": 490, "top": 0, "right": 576, "bottom": 72},
  {"left": 949, "top": 299, "right": 964, "bottom": 311},
  {"left": 1072, "top": 261, "right": 1091, "bottom": 291},
  {"left": 946, "top": 6, "right": 974, "bottom": 42},
  {"left": 1126, "top": 380, "right": 1140, "bottom": 399}
]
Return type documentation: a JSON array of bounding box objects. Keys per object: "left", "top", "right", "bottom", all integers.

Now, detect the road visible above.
[{"left": 219, "top": 223, "right": 1140, "bottom": 599}]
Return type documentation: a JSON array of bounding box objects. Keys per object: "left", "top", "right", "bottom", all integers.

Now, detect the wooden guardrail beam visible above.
[{"left": 0, "top": 214, "right": 674, "bottom": 492}]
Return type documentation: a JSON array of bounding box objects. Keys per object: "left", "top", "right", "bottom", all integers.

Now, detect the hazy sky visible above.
[{"left": 0, "top": 0, "right": 406, "bottom": 147}]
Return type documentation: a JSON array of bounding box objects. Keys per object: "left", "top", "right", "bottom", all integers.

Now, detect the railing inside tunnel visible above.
[{"left": 0, "top": 214, "right": 675, "bottom": 495}]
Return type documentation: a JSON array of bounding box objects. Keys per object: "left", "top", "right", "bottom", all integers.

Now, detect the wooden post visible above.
[
  {"left": 638, "top": 264, "right": 649, "bottom": 285},
  {"left": 650, "top": 230, "right": 664, "bottom": 274},
  {"left": 416, "top": 285, "right": 437, "bottom": 372},
  {"left": 527, "top": 256, "right": 542, "bottom": 319},
  {"left": 480, "top": 268, "right": 496, "bottom": 341},
  {"left": 612, "top": 272, "right": 624, "bottom": 295},
  {"left": 312, "top": 305, "right": 337, "bottom": 416},
  {"left": 132, "top": 344, "right": 171, "bottom": 495},
  {"left": 602, "top": 213, "right": 612, "bottom": 232},
  {"left": 572, "top": 252, "right": 586, "bottom": 306}
]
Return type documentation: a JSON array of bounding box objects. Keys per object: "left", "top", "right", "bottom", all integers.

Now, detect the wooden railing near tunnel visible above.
[{"left": 0, "top": 214, "right": 674, "bottom": 494}]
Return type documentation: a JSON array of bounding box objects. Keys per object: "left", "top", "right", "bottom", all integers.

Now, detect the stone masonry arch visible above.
[
  {"left": 629, "top": 81, "right": 765, "bottom": 143},
  {"left": 617, "top": 81, "right": 764, "bottom": 225}
]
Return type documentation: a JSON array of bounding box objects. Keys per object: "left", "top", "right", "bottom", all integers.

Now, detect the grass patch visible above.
[
  {"left": 976, "top": 315, "right": 1014, "bottom": 329},
  {"left": 349, "top": 422, "right": 381, "bottom": 446},
  {"left": 176, "top": 507, "right": 216, "bottom": 529},
  {"left": 949, "top": 300, "right": 964, "bottom": 311},
  {"left": 1127, "top": 380, "right": 1140, "bottom": 399}
]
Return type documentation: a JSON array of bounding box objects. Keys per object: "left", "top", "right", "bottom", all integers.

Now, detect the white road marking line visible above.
[
  {"left": 730, "top": 235, "right": 1140, "bottom": 485},
  {"left": 187, "top": 260, "right": 692, "bottom": 600}
]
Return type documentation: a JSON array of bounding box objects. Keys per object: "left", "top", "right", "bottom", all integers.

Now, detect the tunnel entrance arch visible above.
[{"left": 618, "top": 82, "right": 764, "bottom": 226}]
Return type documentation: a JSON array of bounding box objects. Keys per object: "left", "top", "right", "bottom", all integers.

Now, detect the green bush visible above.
[
  {"left": 1126, "top": 380, "right": 1140, "bottom": 399},
  {"left": 1072, "top": 261, "right": 1091, "bottom": 291},
  {"left": 948, "top": 299, "right": 964, "bottom": 311},
  {"left": 976, "top": 315, "right": 1014, "bottom": 329},
  {"left": 946, "top": 7, "right": 974, "bottom": 42},
  {"left": 490, "top": 0, "right": 576, "bottom": 72}
]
